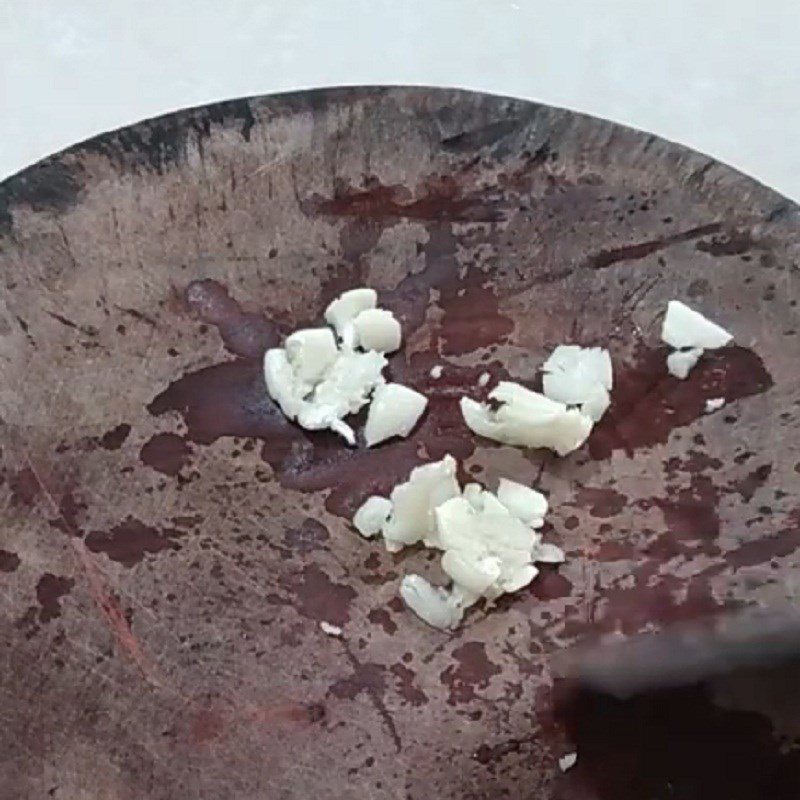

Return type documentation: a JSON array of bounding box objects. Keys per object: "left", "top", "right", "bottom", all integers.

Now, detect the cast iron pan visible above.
[{"left": 1, "top": 87, "right": 798, "bottom": 799}]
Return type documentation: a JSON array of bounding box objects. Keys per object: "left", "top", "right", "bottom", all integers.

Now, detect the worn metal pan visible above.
[{"left": 1, "top": 87, "right": 798, "bottom": 799}]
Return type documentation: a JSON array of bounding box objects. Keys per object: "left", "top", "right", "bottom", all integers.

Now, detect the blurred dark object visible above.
[{"left": 552, "top": 611, "right": 800, "bottom": 799}]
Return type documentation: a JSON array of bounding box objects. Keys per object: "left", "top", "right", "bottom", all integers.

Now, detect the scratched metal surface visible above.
[{"left": 0, "top": 87, "right": 798, "bottom": 799}]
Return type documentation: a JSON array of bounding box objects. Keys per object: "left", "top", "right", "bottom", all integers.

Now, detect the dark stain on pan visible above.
[
  {"left": 0, "top": 158, "right": 83, "bottom": 236},
  {"left": 0, "top": 550, "right": 21, "bottom": 573},
  {"left": 186, "top": 705, "right": 226, "bottom": 746},
  {"left": 573, "top": 487, "right": 627, "bottom": 518},
  {"left": 436, "top": 264, "right": 514, "bottom": 356},
  {"left": 663, "top": 450, "right": 723, "bottom": 477},
  {"left": 389, "top": 663, "right": 428, "bottom": 706},
  {"left": 184, "top": 279, "right": 281, "bottom": 358},
  {"left": 584, "top": 222, "right": 721, "bottom": 270},
  {"left": 729, "top": 527, "right": 800, "bottom": 569},
  {"left": 36, "top": 573, "right": 75, "bottom": 623},
  {"left": 596, "top": 572, "right": 722, "bottom": 635},
  {"left": 78, "top": 98, "right": 257, "bottom": 174},
  {"left": 9, "top": 467, "right": 41, "bottom": 506},
  {"left": 147, "top": 359, "right": 289, "bottom": 446},
  {"left": 367, "top": 607, "right": 397, "bottom": 635},
  {"left": 99, "top": 423, "right": 131, "bottom": 450},
  {"left": 7, "top": 465, "right": 87, "bottom": 539},
  {"left": 728, "top": 464, "right": 772, "bottom": 502},
  {"left": 728, "top": 512, "right": 800, "bottom": 569},
  {"left": 140, "top": 433, "right": 192, "bottom": 476},
  {"left": 594, "top": 540, "right": 637, "bottom": 562},
  {"left": 285, "top": 564, "right": 356, "bottom": 627},
  {"left": 588, "top": 345, "right": 773, "bottom": 460},
  {"left": 49, "top": 490, "right": 87, "bottom": 537},
  {"left": 15, "top": 605, "right": 40, "bottom": 640},
  {"left": 696, "top": 229, "right": 759, "bottom": 257},
  {"left": 529, "top": 566, "right": 574, "bottom": 601},
  {"left": 311, "top": 178, "right": 513, "bottom": 344},
  {"left": 654, "top": 474, "right": 722, "bottom": 550},
  {"left": 329, "top": 660, "right": 386, "bottom": 700},
  {"left": 474, "top": 739, "right": 536, "bottom": 771},
  {"left": 305, "top": 176, "right": 503, "bottom": 225},
  {"left": 282, "top": 518, "right": 330, "bottom": 555},
  {"left": 440, "top": 112, "right": 537, "bottom": 154},
  {"left": 440, "top": 642, "right": 501, "bottom": 705},
  {"left": 85, "top": 517, "right": 178, "bottom": 567}
]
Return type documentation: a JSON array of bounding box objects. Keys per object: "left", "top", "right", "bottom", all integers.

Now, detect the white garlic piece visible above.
[
  {"left": 364, "top": 383, "right": 427, "bottom": 446},
  {"left": 352, "top": 308, "right": 402, "bottom": 353}
]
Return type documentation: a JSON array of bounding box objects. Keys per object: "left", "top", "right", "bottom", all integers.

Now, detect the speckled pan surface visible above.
[{"left": 1, "top": 87, "right": 798, "bottom": 799}]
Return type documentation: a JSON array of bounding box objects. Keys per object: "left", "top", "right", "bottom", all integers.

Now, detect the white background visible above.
[{"left": 2, "top": 0, "right": 799, "bottom": 201}]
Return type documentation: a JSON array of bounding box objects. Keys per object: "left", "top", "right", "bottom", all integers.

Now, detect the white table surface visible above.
[{"left": 2, "top": 0, "right": 799, "bottom": 202}]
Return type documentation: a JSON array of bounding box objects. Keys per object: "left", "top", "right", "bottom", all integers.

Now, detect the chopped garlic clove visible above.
[
  {"left": 559, "top": 752, "right": 578, "bottom": 772},
  {"left": 497, "top": 478, "right": 548, "bottom": 524},
  {"left": 435, "top": 493, "right": 533, "bottom": 556},
  {"left": 324, "top": 288, "right": 377, "bottom": 337},
  {"left": 463, "top": 483, "right": 484, "bottom": 510},
  {"left": 475, "top": 513, "right": 536, "bottom": 553},
  {"left": 352, "top": 308, "right": 402, "bottom": 353},
  {"left": 441, "top": 551, "right": 501, "bottom": 595},
  {"left": 497, "top": 546, "right": 534, "bottom": 572},
  {"left": 340, "top": 320, "right": 358, "bottom": 350},
  {"left": 353, "top": 496, "right": 393, "bottom": 537},
  {"left": 543, "top": 345, "right": 612, "bottom": 389},
  {"left": 542, "top": 345, "right": 613, "bottom": 422},
  {"left": 320, "top": 621, "right": 343, "bottom": 636},
  {"left": 666, "top": 347, "right": 702, "bottom": 379},
  {"left": 400, "top": 574, "right": 464, "bottom": 629},
  {"left": 497, "top": 563, "right": 539, "bottom": 594},
  {"left": 435, "top": 496, "right": 481, "bottom": 552},
  {"left": 542, "top": 370, "right": 592, "bottom": 406},
  {"left": 542, "top": 344, "right": 583, "bottom": 370},
  {"left": 312, "top": 350, "right": 387, "bottom": 415},
  {"left": 533, "top": 542, "right": 566, "bottom": 563},
  {"left": 267, "top": 286, "right": 417, "bottom": 445},
  {"left": 493, "top": 381, "right": 565, "bottom": 414},
  {"left": 661, "top": 300, "right": 733, "bottom": 350},
  {"left": 264, "top": 348, "right": 305, "bottom": 418},
  {"left": 330, "top": 418, "right": 357, "bottom": 445},
  {"left": 583, "top": 348, "right": 613, "bottom": 390},
  {"left": 364, "top": 383, "right": 427, "bottom": 446},
  {"left": 461, "top": 397, "right": 593, "bottom": 456},
  {"left": 461, "top": 382, "right": 594, "bottom": 456},
  {"left": 430, "top": 365, "right": 443, "bottom": 379},
  {"left": 285, "top": 327, "right": 338, "bottom": 382},
  {"left": 479, "top": 491, "right": 513, "bottom": 518},
  {"left": 478, "top": 371, "right": 491, "bottom": 387},
  {"left": 377, "top": 457, "right": 569, "bottom": 628},
  {"left": 271, "top": 348, "right": 386, "bottom": 442},
  {"left": 460, "top": 397, "right": 503, "bottom": 439},
  {"left": 297, "top": 403, "right": 356, "bottom": 444},
  {"left": 581, "top": 384, "right": 611, "bottom": 422},
  {"left": 705, "top": 397, "right": 725, "bottom": 413},
  {"left": 382, "top": 456, "right": 460, "bottom": 551},
  {"left": 536, "top": 408, "right": 594, "bottom": 456}
]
